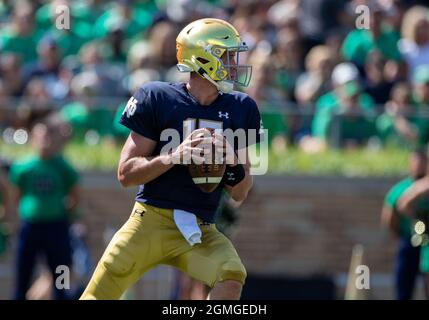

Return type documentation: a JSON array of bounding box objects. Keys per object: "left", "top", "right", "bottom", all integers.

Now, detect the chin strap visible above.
[
  {"left": 178, "top": 61, "right": 234, "bottom": 94},
  {"left": 201, "top": 73, "right": 233, "bottom": 94}
]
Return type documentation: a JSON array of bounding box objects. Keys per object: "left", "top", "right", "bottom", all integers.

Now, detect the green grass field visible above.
[
  {"left": 266, "top": 147, "right": 409, "bottom": 177},
  {"left": 1, "top": 141, "right": 410, "bottom": 177}
]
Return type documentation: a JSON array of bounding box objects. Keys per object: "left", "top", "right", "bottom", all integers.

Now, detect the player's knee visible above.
[
  {"left": 101, "top": 240, "right": 137, "bottom": 278},
  {"left": 216, "top": 260, "right": 247, "bottom": 286}
]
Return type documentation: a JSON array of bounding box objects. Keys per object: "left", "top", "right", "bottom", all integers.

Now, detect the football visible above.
[{"left": 188, "top": 129, "right": 226, "bottom": 193}]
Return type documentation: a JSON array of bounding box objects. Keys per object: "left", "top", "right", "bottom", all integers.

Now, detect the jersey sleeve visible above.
[
  {"left": 384, "top": 187, "right": 398, "bottom": 209},
  {"left": 244, "top": 96, "right": 263, "bottom": 147},
  {"left": 119, "top": 87, "right": 159, "bottom": 141},
  {"left": 385, "top": 183, "right": 405, "bottom": 209}
]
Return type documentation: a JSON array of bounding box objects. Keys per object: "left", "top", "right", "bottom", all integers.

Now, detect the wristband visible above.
[{"left": 223, "top": 164, "right": 245, "bottom": 187}]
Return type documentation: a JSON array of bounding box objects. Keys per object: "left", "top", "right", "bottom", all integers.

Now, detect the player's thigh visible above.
[
  {"left": 168, "top": 226, "right": 247, "bottom": 288},
  {"left": 81, "top": 203, "right": 166, "bottom": 299}
]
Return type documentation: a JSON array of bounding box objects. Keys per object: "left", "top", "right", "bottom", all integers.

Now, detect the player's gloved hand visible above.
[{"left": 171, "top": 128, "right": 213, "bottom": 165}]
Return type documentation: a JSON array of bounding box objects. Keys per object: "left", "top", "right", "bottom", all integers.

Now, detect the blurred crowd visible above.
[{"left": 0, "top": 0, "right": 429, "bottom": 151}]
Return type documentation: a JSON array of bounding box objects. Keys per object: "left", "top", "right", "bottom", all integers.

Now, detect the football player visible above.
[{"left": 80, "top": 18, "right": 262, "bottom": 300}]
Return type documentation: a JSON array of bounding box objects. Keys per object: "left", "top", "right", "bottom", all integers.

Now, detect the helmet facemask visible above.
[{"left": 208, "top": 44, "right": 252, "bottom": 90}]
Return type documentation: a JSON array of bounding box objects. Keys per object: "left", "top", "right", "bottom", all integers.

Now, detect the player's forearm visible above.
[
  {"left": 228, "top": 170, "right": 253, "bottom": 202},
  {"left": 380, "top": 206, "right": 400, "bottom": 236},
  {"left": 397, "top": 186, "right": 426, "bottom": 216},
  {"left": 118, "top": 154, "right": 174, "bottom": 187}
]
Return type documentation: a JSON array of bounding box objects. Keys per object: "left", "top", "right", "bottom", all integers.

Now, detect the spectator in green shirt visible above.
[
  {"left": 60, "top": 72, "right": 115, "bottom": 144},
  {"left": 381, "top": 150, "right": 429, "bottom": 299},
  {"left": 310, "top": 63, "right": 376, "bottom": 149},
  {"left": 376, "top": 82, "right": 429, "bottom": 149},
  {"left": 0, "top": 4, "right": 38, "bottom": 65},
  {"left": 341, "top": 5, "right": 401, "bottom": 68},
  {"left": 35, "top": 0, "right": 102, "bottom": 32},
  {"left": 9, "top": 115, "right": 80, "bottom": 300},
  {"left": 92, "top": 0, "right": 152, "bottom": 41},
  {"left": 34, "top": 0, "right": 96, "bottom": 59}
]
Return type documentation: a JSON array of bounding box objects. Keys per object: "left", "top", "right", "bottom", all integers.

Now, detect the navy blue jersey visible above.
[{"left": 119, "top": 81, "right": 261, "bottom": 222}]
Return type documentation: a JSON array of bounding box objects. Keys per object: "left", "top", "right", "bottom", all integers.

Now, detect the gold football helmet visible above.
[{"left": 176, "top": 18, "right": 252, "bottom": 93}]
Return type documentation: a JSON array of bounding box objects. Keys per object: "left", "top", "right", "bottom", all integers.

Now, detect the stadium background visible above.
[{"left": 0, "top": 0, "right": 429, "bottom": 299}]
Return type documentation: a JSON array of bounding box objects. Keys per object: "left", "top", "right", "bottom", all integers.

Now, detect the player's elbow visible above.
[
  {"left": 118, "top": 172, "right": 130, "bottom": 187},
  {"left": 396, "top": 198, "right": 409, "bottom": 215},
  {"left": 117, "top": 165, "right": 134, "bottom": 187}
]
